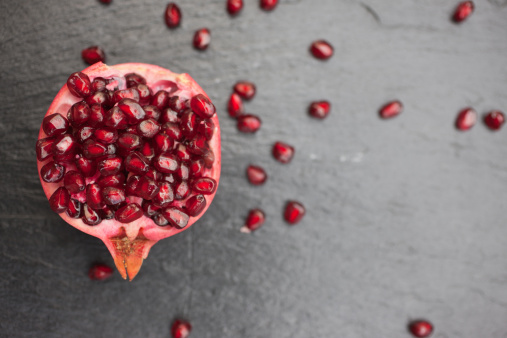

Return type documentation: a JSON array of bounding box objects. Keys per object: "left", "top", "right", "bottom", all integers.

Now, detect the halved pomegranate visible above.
[{"left": 36, "top": 62, "right": 221, "bottom": 280}]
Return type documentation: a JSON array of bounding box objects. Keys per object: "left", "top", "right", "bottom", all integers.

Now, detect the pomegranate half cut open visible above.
[{"left": 36, "top": 62, "right": 221, "bottom": 280}]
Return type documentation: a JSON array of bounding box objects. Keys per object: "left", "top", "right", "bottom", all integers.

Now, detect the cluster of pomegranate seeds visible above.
[
  {"left": 284, "top": 201, "right": 305, "bottom": 224},
  {"left": 379, "top": 100, "right": 403, "bottom": 119},
  {"left": 227, "top": 0, "right": 243, "bottom": 15},
  {"left": 241, "top": 209, "right": 266, "bottom": 233},
  {"left": 483, "top": 110, "right": 505, "bottom": 130},
  {"left": 226, "top": 81, "right": 262, "bottom": 133},
  {"left": 310, "top": 40, "right": 334, "bottom": 60},
  {"left": 272, "top": 141, "right": 294, "bottom": 164},
  {"left": 452, "top": 1, "right": 474, "bottom": 23},
  {"left": 308, "top": 100, "right": 331, "bottom": 119},
  {"left": 165, "top": 3, "right": 182, "bottom": 28},
  {"left": 408, "top": 320, "right": 434, "bottom": 337},
  {"left": 260, "top": 0, "right": 278, "bottom": 11},
  {"left": 171, "top": 319, "right": 192, "bottom": 338},
  {"left": 193, "top": 28, "right": 211, "bottom": 50},
  {"left": 246, "top": 165, "right": 267, "bottom": 185},
  {"left": 39, "top": 70, "right": 217, "bottom": 229},
  {"left": 81, "top": 46, "right": 106, "bottom": 65},
  {"left": 455, "top": 107, "right": 477, "bottom": 131},
  {"left": 88, "top": 263, "right": 113, "bottom": 280}
]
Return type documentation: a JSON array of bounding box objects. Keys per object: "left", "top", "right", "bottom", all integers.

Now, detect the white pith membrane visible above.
[{"left": 37, "top": 62, "right": 221, "bottom": 280}]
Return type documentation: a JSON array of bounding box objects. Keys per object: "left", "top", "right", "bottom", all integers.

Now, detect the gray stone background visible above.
[{"left": 1, "top": 0, "right": 507, "bottom": 337}]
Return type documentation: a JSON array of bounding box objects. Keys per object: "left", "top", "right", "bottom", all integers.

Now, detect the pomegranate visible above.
[
  {"left": 240, "top": 209, "right": 266, "bottom": 233},
  {"left": 171, "top": 319, "right": 192, "bottom": 338},
  {"left": 452, "top": 1, "right": 474, "bottom": 23},
  {"left": 193, "top": 28, "right": 211, "bottom": 51},
  {"left": 246, "top": 165, "right": 267, "bottom": 185},
  {"left": 227, "top": 0, "right": 243, "bottom": 15},
  {"left": 233, "top": 81, "right": 256, "bottom": 100},
  {"left": 483, "top": 110, "right": 505, "bottom": 130},
  {"left": 272, "top": 141, "right": 294, "bottom": 164},
  {"left": 379, "top": 100, "right": 403, "bottom": 119},
  {"left": 408, "top": 320, "right": 433, "bottom": 337},
  {"left": 310, "top": 40, "right": 334, "bottom": 60},
  {"left": 228, "top": 93, "right": 244, "bottom": 118},
  {"left": 308, "top": 101, "right": 330, "bottom": 119},
  {"left": 284, "top": 201, "right": 305, "bottom": 224},
  {"left": 165, "top": 3, "right": 182, "bottom": 28},
  {"left": 82, "top": 46, "right": 106, "bottom": 65},
  {"left": 237, "top": 114, "right": 262, "bottom": 133},
  {"left": 455, "top": 107, "right": 477, "bottom": 131},
  {"left": 36, "top": 62, "right": 221, "bottom": 280}
]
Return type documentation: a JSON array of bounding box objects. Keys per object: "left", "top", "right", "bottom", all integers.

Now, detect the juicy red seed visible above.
[
  {"left": 237, "top": 114, "right": 262, "bottom": 133},
  {"left": 113, "top": 88, "right": 140, "bottom": 104},
  {"left": 135, "top": 84, "right": 153, "bottom": 105},
  {"left": 115, "top": 203, "right": 143, "bottom": 223},
  {"left": 153, "top": 214, "right": 169, "bottom": 226},
  {"left": 97, "top": 156, "right": 123, "bottom": 176},
  {"left": 117, "top": 133, "right": 142, "bottom": 151},
  {"left": 125, "top": 73, "right": 147, "bottom": 88},
  {"left": 203, "top": 149, "right": 214, "bottom": 168},
  {"left": 75, "top": 156, "right": 97, "bottom": 177},
  {"left": 176, "top": 162, "right": 190, "bottom": 181},
  {"left": 104, "top": 107, "right": 129, "bottom": 129},
  {"left": 233, "top": 81, "right": 256, "bottom": 100},
  {"left": 145, "top": 167, "right": 162, "bottom": 181},
  {"left": 455, "top": 107, "right": 477, "bottom": 131},
  {"left": 49, "top": 187, "right": 70, "bottom": 213},
  {"left": 64, "top": 170, "right": 86, "bottom": 193},
  {"left": 187, "top": 135, "right": 209, "bottom": 156},
  {"left": 118, "top": 98, "right": 146, "bottom": 123},
  {"left": 136, "top": 176, "right": 160, "bottom": 200},
  {"left": 54, "top": 153, "right": 76, "bottom": 164},
  {"left": 143, "top": 105, "right": 162, "bottom": 121},
  {"left": 379, "top": 100, "right": 403, "bottom": 119},
  {"left": 36, "top": 137, "right": 56, "bottom": 161},
  {"left": 453, "top": 1, "right": 474, "bottom": 23},
  {"left": 190, "top": 94, "right": 216, "bottom": 119},
  {"left": 152, "top": 182, "right": 174, "bottom": 207},
  {"left": 174, "top": 180, "right": 190, "bottom": 200},
  {"left": 185, "top": 194, "right": 206, "bottom": 217},
  {"left": 85, "top": 91, "right": 110, "bottom": 107},
  {"left": 125, "top": 151, "right": 150, "bottom": 175},
  {"left": 93, "top": 127, "right": 118, "bottom": 144},
  {"left": 246, "top": 165, "right": 267, "bottom": 185},
  {"left": 168, "top": 96, "right": 188, "bottom": 114},
  {"left": 91, "top": 77, "right": 107, "bottom": 92},
  {"left": 100, "top": 206, "right": 115, "bottom": 220},
  {"left": 227, "top": 0, "right": 243, "bottom": 15},
  {"left": 284, "top": 201, "right": 305, "bottom": 224},
  {"left": 260, "top": 0, "right": 277, "bottom": 11},
  {"left": 53, "top": 134, "right": 77, "bottom": 156},
  {"left": 180, "top": 110, "right": 198, "bottom": 138},
  {"left": 137, "top": 118, "right": 161, "bottom": 138},
  {"left": 97, "top": 173, "right": 125, "bottom": 188},
  {"left": 75, "top": 125, "right": 95, "bottom": 143},
  {"left": 310, "top": 40, "right": 334, "bottom": 60},
  {"left": 41, "top": 161, "right": 65, "bottom": 183},
  {"left": 408, "top": 320, "right": 433, "bottom": 338},
  {"left": 153, "top": 153, "right": 180, "bottom": 173},
  {"left": 151, "top": 90, "right": 170, "bottom": 110},
  {"left": 484, "top": 110, "right": 505, "bottom": 130},
  {"left": 140, "top": 142, "right": 155, "bottom": 161},
  {"left": 189, "top": 159, "right": 205, "bottom": 178},
  {"left": 244, "top": 209, "right": 265, "bottom": 232},
  {"left": 81, "top": 46, "right": 106, "bottom": 65},
  {"left": 66, "top": 199, "right": 82, "bottom": 218},
  {"left": 174, "top": 144, "right": 191, "bottom": 161},
  {"left": 126, "top": 175, "right": 141, "bottom": 196},
  {"left": 308, "top": 101, "right": 331, "bottom": 119},
  {"left": 142, "top": 200, "right": 161, "bottom": 217},
  {"left": 88, "top": 264, "right": 113, "bottom": 280},
  {"left": 163, "top": 207, "right": 190, "bottom": 229},
  {"left": 82, "top": 139, "right": 108, "bottom": 158},
  {"left": 67, "top": 72, "right": 92, "bottom": 98},
  {"left": 42, "top": 113, "right": 69, "bottom": 137},
  {"left": 87, "top": 183, "right": 106, "bottom": 210},
  {"left": 198, "top": 119, "right": 214, "bottom": 140},
  {"left": 82, "top": 203, "right": 102, "bottom": 225},
  {"left": 193, "top": 28, "right": 211, "bottom": 51},
  {"left": 152, "top": 133, "right": 174, "bottom": 154},
  {"left": 102, "top": 186, "right": 126, "bottom": 206},
  {"left": 165, "top": 3, "right": 182, "bottom": 28},
  {"left": 272, "top": 141, "right": 295, "bottom": 164},
  {"left": 68, "top": 101, "right": 91, "bottom": 127},
  {"left": 228, "top": 93, "right": 244, "bottom": 118},
  {"left": 160, "top": 108, "right": 179, "bottom": 124},
  {"left": 191, "top": 177, "right": 217, "bottom": 195},
  {"left": 162, "top": 122, "right": 183, "bottom": 141}
]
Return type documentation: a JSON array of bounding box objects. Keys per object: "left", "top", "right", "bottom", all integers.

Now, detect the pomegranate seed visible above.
[
  {"left": 455, "top": 107, "right": 477, "bottom": 131},
  {"left": 162, "top": 207, "right": 190, "bottom": 228},
  {"left": 241, "top": 209, "right": 265, "bottom": 232},
  {"left": 310, "top": 40, "right": 334, "bottom": 60},
  {"left": 136, "top": 176, "right": 160, "bottom": 200},
  {"left": 91, "top": 77, "right": 108, "bottom": 92},
  {"left": 100, "top": 206, "right": 115, "bottom": 220},
  {"left": 176, "top": 162, "right": 190, "bottom": 181},
  {"left": 174, "top": 180, "right": 190, "bottom": 200},
  {"left": 125, "top": 73, "right": 147, "bottom": 88},
  {"left": 67, "top": 72, "right": 92, "bottom": 98},
  {"left": 42, "top": 113, "right": 69, "bottom": 137},
  {"left": 284, "top": 201, "right": 305, "bottom": 224},
  {"left": 308, "top": 101, "right": 331, "bottom": 119},
  {"left": 93, "top": 127, "right": 118, "bottom": 144},
  {"left": 233, "top": 81, "right": 256, "bottom": 100},
  {"left": 408, "top": 320, "right": 433, "bottom": 338},
  {"left": 87, "top": 183, "right": 106, "bottom": 210},
  {"left": 162, "top": 122, "right": 183, "bottom": 141},
  {"left": 152, "top": 133, "right": 175, "bottom": 154},
  {"left": 104, "top": 107, "right": 129, "bottom": 130},
  {"left": 190, "top": 94, "right": 216, "bottom": 119},
  {"left": 142, "top": 200, "right": 161, "bottom": 217},
  {"left": 180, "top": 110, "right": 199, "bottom": 139},
  {"left": 246, "top": 165, "right": 267, "bottom": 185},
  {"left": 124, "top": 152, "right": 150, "bottom": 175},
  {"left": 88, "top": 104, "right": 107, "bottom": 127},
  {"left": 81, "top": 46, "right": 106, "bottom": 65},
  {"left": 137, "top": 118, "right": 161, "bottom": 138},
  {"left": 115, "top": 203, "right": 143, "bottom": 223},
  {"left": 191, "top": 177, "right": 217, "bottom": 195},
  {"left": 228, "top": 93, "right": 244, "bottom": 118},
  {"left": 152, "top": 182, "right": 175, "bottom": 207},
  {"left": 165, "top": 3, "right": 182, "bottom": 28},
  {"left": 98, "top": 0, "right": 112, "bottom": 4},
  {"left": 64, "top": 170, "right": 86, "bottom": 193},
  {"left": 237, "top": 114, "right": 261, "bottom": 133},
  {"left": 53, "top": 134, "right": 77, "bottom": 156},
  {"left": 36, "top": 137, "right": 56, "bottom": 161},
  {"left": 49, "top": 187, "right": 70, "bottom": 213},
  {"left": 453, "top": 1, "right": 474, "bottom": 23},
  {"left": 85, "top": 91, "right": 111, "bottom": 107},
  {"left": 113, "top": 88, "right": 140, "bottom": 104},
  {"left": 185, "top": 194, "right": 206, "bottom": 216},
  {"left": 227, "top": 0, "right": 243, "bottom": 15},
  {"left": 484, "top": 110, "right": 505, "bottom": 130},
  {"left": 75, "top": 126, "right": 95, "bottom": 143},
  {"left": 40, "top": 161, "right": 65, "bottom": 183},
  {"left": 260, "top": 0, "right": 278, "bottom": 11},
  {"left": 75, "top": 156, "right": 97, "bottom": 177},
  {"left": 117, "top": 133, "right": 142, "bottom": 151},
  {"left": 144, "top": 105, "right": 162, "bottom": 121},
  {"left": 151, "top": 90, "right": 170, "bottom": 110},
  {"left": 160, "top": 108, "right": 179, "bottom": 124},
  {"left": 97, "top": 156, "right": 123, "bottom": 176},
  {"left": 203, "top": 149, "right": 214, "bottom": 168},
  {"left": 272, "top": 141, "right": 294, "bottom": 164},
  {"left": 153, "top": 214, "right": 169, "bottom": 226},
  {"left": 193, "top": 28, "right": 211, "bottom": 51},
  {"left": 68, "top": 101, "right": 91, "bottom": 127},
  {"left": 135, "top": 84, "right": 153, "bottom": 105},
  {"left": 102, "top": 186, "right": 126, "bottom": 206},
  {"left": 97, "top": 173, "right": 125, "bottom": 188},
  {"left": 66, "top": 199, "right": 82, "bottom": 218},
  {"left": 153, "top": 153, "right": 180, "bottom": 173},
  {"left": 89, "top": 263, "right": 113, "bottom": 280},
  {"left": 187, "top": 135, "right": 209, "bottom": 156},
  {"left": 126, "top": 175, "right": 141, "bottom": 196},
  {"left": 198, "top": 119, "right": 215, "bottom": 140},
  {"left": 118, "top": 98, "right": 146, "bottom": 123},
  {"left": 379, "top": 100, "right": 403, "bottom": 119},
  {"left": 82, "top": 203, "right": 102, "bottom": 225},
  {"left": 168, "top": 96, "right": 188, "bottom": 114},
  {"left": 140, "top": 141, "right": 156, "bottom": 161},
  {"left": 189, "top": 159, "right": 205, "bottom": 178},
  {"left": 54, "top": 153, "right": 76, "bottom": 165},
  {"left": 145, "top": 167, "right": 163, "bottom": 181},
  {"left": 82, "top": 139, "right": 108, "bottom": 158}
]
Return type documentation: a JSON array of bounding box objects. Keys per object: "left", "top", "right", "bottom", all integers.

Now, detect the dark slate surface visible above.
[{"left": 1, "top": 0, "right": 507, "bottom": 337}]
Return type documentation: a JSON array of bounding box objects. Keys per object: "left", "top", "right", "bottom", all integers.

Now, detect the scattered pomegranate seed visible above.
[
  {"left": 227, "top": 0, "right": 243, "bottom": 15},
  {"left": 228, "top": 93, "right": 244, "bottom": 118},
  {"left": 241, "top": 209, "right": 265, "bottom": 233},
  {"left": 379, "top": 100, "right": 403, "bottom": 119},
  {"left": 484, "top": 110, "right": 505, "bottom": 130},
  {"left": 193, "top": 28, "right": 211, "bottom": 51},
  {"left": 408, "top": 320, "right": 433, "bottom": 338},
  {"left": 237, "top": 114, "right": 262, "bottom": 133},
  {"left": 260, "top": 0, "right": 278, "bottom": 11},
  {"left": 272, "top": 141, "right": 294, "bottom": 164},
  {"left": 310, "top": 40, "right": 334, "bottom": 60},
  {"left": 171, "top": 319, "right": 192, "bottom": 338},
  {"left": 308, "top": 101, "right": 331, "bottom": 119},
  {"left": 246, "top": 165, "right": 267, "bottom": 185},
  {"left": 284, "top": 201, "right": 305, "bottom": 224},
  {"left": 186, "top": 194, "right": 206, "bottom": 216},
  {"left": 455, "top": 107, "right": 477, "bottom": 131},
  {"left": 452, "top": 1, "right": 474, "bottom": 23},
  {"left": 88, "top": 263, "right": 113, "bottom": 280},
  {"left": 165, "top": 3, "right": 182, "bottom": 28},
  {"left": 81, "top": 46, "right": 106, "bottom": 65},
  {"left": 233, "top": 81, "right": 256, "bottom": 100}
]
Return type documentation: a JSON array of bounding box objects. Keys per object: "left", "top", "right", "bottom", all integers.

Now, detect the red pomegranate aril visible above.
[
  {"left": 237, "top": 114, "right": 261, "bottom": 133},
  {"left": 174, "top": 180, "right": 190, "bottom": 200},
  {"left": 198, "top": 119, "right": 215, "bottom": 140},
  {"left": 143, "top": 105, "right": 162, "bottom": 121},
  {"left": 68, "top": 101, "right": 91, "bottom": 127},
  {"left": 153, "top": 153, "right": 180, "bottom": 173},
  {"left": 152, "top": 133, "right": 174, "bottom": 154},
  {"left": 42, "top": 113, "right": 69, "bottom": 137},
  {"left": 67, "top": 72, "right": 92, "bottom": 98},
  {"left": 126, "top": 175, "right": 141, "bottom": 196},
  {"left": 176, "top": 162, "right": 190, "bottom": 180},
  {"left": 190, "top": 94, "right": 216, "bottom": 119},
  {"left": 246, "top": 165, "right": 267, "bottom": 185},
  {"left": 49, "top": 187, "right": 70, "bottom": 213},
  {"left": 82, "top": 203, "right": 102, "bottom": 225},
  {"left": 203, "top": 149, "right": 214, "bottom": 168},
  {"left": 162, "top": 122, "right": 183, "bottom": 141},
  {"left": 64, "top": 170, "right": 86, "bottom": 193},
  {"left": 233, "top": 81, "right": 256, "bottom": 100},
  {"left": 104, "top": 107, "right": 129, "bottom": 130},
  {"left": 242, "top": 209, "right": 265, "bottom": 232},
  {"left": 163, "top": 207, "right": 190, "bottom": 229},
  {"left": 379, "top": 100, "right": 403, "bottom": 119},
  {"left": 152, "top": 182, "right": 174, "bottom": 207},
  {"left": 81, "top": 46, "right": 105, "bottom": 65},
  {"left": 54, "top": 153, "right": 76, "bottom": 165},
  {"left": 41, "top": 161, "right": 65, "bottom": 183},
  {"left": 151, "top": 90, "right": 170, "bottom": 110},
  {"left": 180, "top": 110, "right": 199, "bottom": 139},
  {"left": 115, "top": 203, "right": 143, "bottom": 223},
  {"left": 118, "top": 98, "right": 146, "bottom": 123},
  {"left": 453, "top": 1, "right": 474, "bottom": 23},
  {"left": 142, "top": 200, "right": 161, "bottom": 217},
  {"left": 117, "top": 133, "right": 142, "bottom": 151},
  {"left": 168, "top": 96, "right": 187, "bottom": 114},
  {"left": 135, "top": 84, "right": 153, "bottom": 105},
  {"left": 91, "top": 77, "right": 107, "bottom": 92},
  {"left": 310, "top": 40, "right": 334, "bottom": 60},
  {"left": 284, "top": 201, "right": 305, "bottom": 224},
  {"left": 484, "top": 110, "right": 505, "bottom": 130},
  {"left": 153, "top": 213, "right": 169, "bottom": 226},
  {"left": 174, "top": 144, "right": 191, "bottom": 161},
  {"left": 53, "top": 134, "right": 77, "bottom": 156},
  {"left": 113, "top": 88, "right": 140, "bottom": 104},
  {"left": 125, "top": 73, "right": 147, "bottom": 88},
  {"left": 36, "top": 137, "right": 56, "bottom": 161},
  {"left": 102, "top": 186, "right": 126, "bottom": 206},
  {"left": 85, "top": 91, "right": 110, "bottom": 107},
  {"left": 75, "top": 126, "right": 95, "bottom": 143},
  {"left": 260, "top": 0, "right": 277, "bottom": 11},
  {"left": 87, "top": 183, "right": 106, "bottom": 210},
  {"left": 272, "top": 141, "right": 294, "bottom": 164},
  {"left": 185, "top": 194, "right": 206, "bottom": 217},
  {"left": 97, "top": 173, "right": 125, "bottom": 188},
  {"left": 228, "top": 93, "right": 244, "bottom": 118},
  {"left": 308, "top": 101, "right": 331, "bottom": 119},
  {"left": 82, "top": 139, "right": 108, "bottom": 158},
  {"left": 191, "top": 177, "right": 217, "bottom": 195},
  {"left": 189, "top": 159, "right": 205, "bottom": 178},
  {"left": 160, "top": 108, "right": 179, "bottom": 124},
  {"left": 455, "top": 107, "right": 477, "bottom": 131},
  {"left": 93, "top": 127, "right": 118, "bottom": 144},
  {"left": 140, "top": 141, "right": 155, "bottom": 161},
  {"left": 88, "top": 104, "right": 106, "bottom": 127},
  {"left": 136, "top": 176, "right": 160, "bottom": 200},
  {"left": 75, "top": 156, "right": 97, "bottom": 177},
  {"left": 66, "top": 199, "right": 82, "bottom": 218},
  {"left": 165, "top": 3, "right": 182, "bottom": 28},
  {"left": 145, "top": 168, "right": 162, "bottom": 182},
  {"left": 137, "top": 118, "right": 161, "bottom": 138},
  {"left": 193, "top": 28, "right": 211, "bottom": 51},
  {"left": 89, "top": 263, "right": 113, "bottom": 280},
  {"left": 187, "top": 135, "right": 209, "bottom": 156},
  {"left": 124, "top": 151, "right": 150, "bottom": 175},
  {"left": 97, "top": 156, "right": 123, "bottom": 176},
  {"left": 227, "top": 0, "right": 243, "bottom": 15},
  {"left": 408, "top": 320, "right": 433, "bottom": 338},
  {"left": 100, "top": 206, "right": 115, "bottom": 220}
]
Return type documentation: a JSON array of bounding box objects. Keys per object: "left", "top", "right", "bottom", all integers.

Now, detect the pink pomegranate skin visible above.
[{"left": 37, "top": 62, "right": 221, "bottom": 280}]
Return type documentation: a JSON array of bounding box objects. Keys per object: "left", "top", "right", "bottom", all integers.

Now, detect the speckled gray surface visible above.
[{"left": 1, "top": 0, "right": 507, "bottom": 337}]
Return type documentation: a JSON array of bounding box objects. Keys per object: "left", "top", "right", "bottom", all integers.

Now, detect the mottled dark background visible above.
[{"left": 1, "top": 0, "right": 507, "bottom": 337}]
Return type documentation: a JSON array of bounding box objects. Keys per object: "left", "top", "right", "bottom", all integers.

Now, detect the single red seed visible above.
[
  {"left": 168, "top": 96, "right": 188, "bottom": 114},
  {"left": 97, "top": 156, "right": 123, "bottom": 176},
  {"left": 408, "top": 320, "right": 433, "bottom": 338},
  {"left": 135, "top": 84, "right": 153, "bottom": 105},
  {"left": 152, "top": 181, "right": 174, "bottom": 207},
  {"left": 113, "top": 88, "right": 140, "bottom": 104},
  {"left": 176, "top": 162, "right": 190, "bottom": 181},
  {"left": 174, "top": 180, "right": 190, "bottom": 200},
  {"left": 89, "top": 263, "right": 113, "bottom": 280},
  {"left": 198, "top": 119, "right": 215, "bottom": 140},
  {"left": 68, "top": 101, "right": 91, "bottom": 127},
  {"left": 260, "top": 0, "right": 278, "bottom": 11},
  {"left": 115, "top": 203, "right": 143, "bottom": 223},
  {"left": 144, "top": 105, "right": 162, "bottom": 121},
  {"left": 85, "top": 91, "right": 111, "bottom": 107},
  {"left": 49, "top": 187, "right": 70, "bottom": 213},
  {"left": 89, "top": 104, "right": 107, "bottom": 127},
  {"left": 102, "top": 186, "right": 126, "bottom": 206},
  {"left": 160, "top": 108, "right": 179, "bottom": 124},
  {"left": 151, "top": 90, "right": 170, "bottom": 110},
  {"left": 203, "top": 149, "right": 214, "bottom": 168},
  {"left": 66, "top": 199, "right": 82, "bottom": 219},
  {"left": 53, "top": 153, "right": 76, "bottom": 165},
  {"left": 227, "top": 0, "right": 243, "bottom": 15},
  {"left": 82, "top": 203, "right": 102, "bottom": 225},
  {"left": 126, "top": 175, "right": 141, "bottom": 196},
  {"left": 284, "top": 201, "right": 305, "bottom": 224},
  {"left": 163, "top": 207, "right": 190, "bottom": 229},
  {"left": 140, "top": 141, "right": 155, "bottom": 162},
  {"left": 242, "top": 209, "right": 265, "bottom": 232},
  {"left": 64, "top": 170, "right": 86, "bottom": 193},
  {"left": 162, "top": 122, "right": 183, "bottom": 141},
  {"left": 104, "top": 107, "right": 129, "bottom": 130},
  {"left": 75, "top": 126, "right": 95, "bottom": 143},
  {"left": 81, "top": 46, "right": 106, "bottom": 65},
  {"left": 42, "top": 113, "right": 69, "bottom": 137},
  {"left": 145, "top": 167, "right": 163, "bottom": 182},
  {"left": 185, "top": 194, "right": 206, "bottom": 217},
  {"left": 153, "top": 213, "right": 169, "bottom": 226},
  {"left": 118, "top": 98, "right": 146, "bottom": 123},
  {"left": 67, "top": 72, "right": 92, "bottom": 98},
  {"left": 233, "top": 81, "right": 256, "bottom": 100},
  {"left": 36, "top": 137, "right": 56, "bottom": 161},
  {"left": 190, "top": 94, "right": 216, "bottom": 119},
  {"left": 228, "top": 92, "right": 244, "bottom": 118},
  {"left": 75, "top": 156, "right": 97, "bottom": 177},
  {"left": 97, "top": 173, "right": 125, "bottom": 188},
  {"left": 272, "top": 141, "right": 294, "bottom": 164},
  {"left": 455, "top": 107, "right": 477, "bottom": 131},
  {"left": 165, "top": 3, "right": 182, "bottom": 28},
  {"left": 41, "top": 161, "right": 65, "bottom": 183},
  {"left": 379, "top": 100, "right": 403, "bottom": 119},
  {"left": 310, "top": 40, "right": 334, "bottom": 60},
  {"left": 152, "top": 133, "right": 175, "bottom": 154},
  {"left": 180, "top": 110, "right": 199, "bottom": 139},
  {"left": 117, "top": 133, "right": 142, "bottom": 151},
  {"left": 483, "top": 110, "right": 505, "bottom": 130},
  {"left": 246, "top": 165, "right": 267, "bottom": 185},
  {"left": 237, "top": 114, "right": 262, "bottom": 133},
  {"left": 125, "top": 73, "right": 147, "bottom": 88},
  {"left": 193, "top": 28, "right": 211, "bottom": 51},
  {"left": 189, "top": 159, "right": 205, "bottom": 178},
  {"left": 100, "top": 206, "right": 115, "bottom": 220},
  {"left": 82, "top": 139, "right": 108, "bottom": 158},
  {"left": 124, "top": 151, "right": 150, "bottom": 175},
  {"left": 87, "top": 183, "right": 106, "bottom": 210},
  {"left": 135, "top": 176, "right": 160, "bottom": 200},
  {"left": 308, "top": 101, "right": 331, "bottom": 119},
  {"left": 93, "top": 127, "right": 118, "bottom": 144},
  {"left": 137, "top": 118, "right": 161, "bottom": 138},
  {"left": 153, "top": 153, "right": 180, "bottom": 173},
  {"left": 52, "top": 134, "right": 77, "bottom": 156},
  {"left": 91, "top": 77, "right": 108, "bottom": 92},
  {"left": 191, "top": 177, "right": 217, "bottom": 195},
  {"left": 452, "top": 1, "right": 474, "bottom": 23},
  {"left": 187, "top": 134, "right": 209, "bottom": 156}
]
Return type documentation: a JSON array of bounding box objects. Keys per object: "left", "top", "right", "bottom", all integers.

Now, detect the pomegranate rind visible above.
[{"left": 37, "top": 62, "right": 221, "bottom": 280}]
